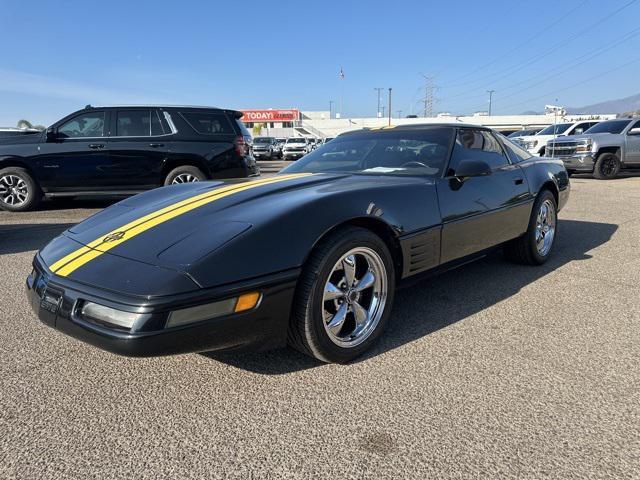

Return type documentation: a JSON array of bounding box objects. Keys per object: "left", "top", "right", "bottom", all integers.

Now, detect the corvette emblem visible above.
[{"left": 103, "top": 231, "right": 126, "bottom": 243}]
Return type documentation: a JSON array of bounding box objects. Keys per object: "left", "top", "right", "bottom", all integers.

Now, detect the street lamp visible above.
[{"left": 329, "top": 100, "right": 334, "bottom": 119}]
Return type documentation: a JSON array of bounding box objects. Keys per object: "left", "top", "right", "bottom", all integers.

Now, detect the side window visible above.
[
  {"left": 180, "top": 112, "right": 234, "bottom": 135},
  {"left": 449, "top": 129, "right": 509, "bottom": 174},
  {"left": 151, "top": 110, "right": 165, "bottom": 135},
  {"left": 497, "top": 133, "right": 532, "bottom": 163},
  {"left": 571, "top": 123, "right": 588, "bottom": 136},
  {"left": 116, "top": 110, "right": 151, "bottom": 137},
  {"left": 58, "top": 112, "right": 105, "bottom": 138}
]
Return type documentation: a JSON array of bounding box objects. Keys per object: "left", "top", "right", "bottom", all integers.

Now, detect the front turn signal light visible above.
[{"left": 235, "top": 292, "right": 261, "bottom": 312}]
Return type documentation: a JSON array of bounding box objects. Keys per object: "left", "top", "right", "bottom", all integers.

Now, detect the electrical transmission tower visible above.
[{"left": 422, "top": 75, "right": 436, "bottom": 118}]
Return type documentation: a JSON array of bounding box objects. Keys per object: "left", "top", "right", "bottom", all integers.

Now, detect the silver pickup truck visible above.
[{"left": 546, "top": 118, "right": 640, "bottom": 179}]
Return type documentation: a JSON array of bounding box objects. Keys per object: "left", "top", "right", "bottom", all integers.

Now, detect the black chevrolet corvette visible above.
[{"left": 27, "top": 124, "right": 570, "bottom": 363}]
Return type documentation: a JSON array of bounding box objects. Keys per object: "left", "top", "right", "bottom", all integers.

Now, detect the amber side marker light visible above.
[{"left": 235, "top": 292, "right": 261, "bottom": 313}]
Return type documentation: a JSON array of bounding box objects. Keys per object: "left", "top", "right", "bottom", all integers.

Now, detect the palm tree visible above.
[{"left": 16, "top": 119, "right": 45, "bottom": 130}]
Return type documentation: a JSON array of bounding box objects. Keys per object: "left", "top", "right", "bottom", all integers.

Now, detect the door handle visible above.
[
  {"left": 88, "top": 143, "right": 105, "bottom": 149},
  {"left": 514, "top": 178, "right": 524, "bottom": 185},
  {"left": 149, "top": 143, "right": 164, "bottom": 148}
]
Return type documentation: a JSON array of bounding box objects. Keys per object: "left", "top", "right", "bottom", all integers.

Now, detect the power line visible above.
[
  {"left": 444, "top": 25, "right": 640, "bottom": 106},
  {"left": 497, "top": 57, "right": 640, "bottom": 112},
  {"left": 443, "top": 0, "right": 638, "bottom": 91},
  {"left": 447, "top": 0, "right": 589, "bottom": 84}
]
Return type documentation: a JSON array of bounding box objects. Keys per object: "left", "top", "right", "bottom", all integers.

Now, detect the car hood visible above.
[
  {"left": 39, "top": 173, "right": 337, "bottom": 284},
  {"left": 549, "top": 133, "right": 618, "bottom": 144},
  {"left": 38, "top": 172, "right": 439, "bottom": 294},
  {"left": 0, "top": 133, "right": 42, "bottom": 145}
]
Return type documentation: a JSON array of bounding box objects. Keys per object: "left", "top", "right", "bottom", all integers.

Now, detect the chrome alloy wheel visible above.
[
  {"left": 535, "top": 199, "right": 556, "bottom": 256},
  {"left": 172, "top": 173, "right": 199, "bottom": 184},
  {"left": 322, "top": 247, "right": 388, "bottom": 348},
  {"left": 0, "top": 174, "right": 29, "bottom": 206}
]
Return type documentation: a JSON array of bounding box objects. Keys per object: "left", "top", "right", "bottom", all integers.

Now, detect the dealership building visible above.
[{"left": 240, "top": 108, "right": 616, "bottom": 139}]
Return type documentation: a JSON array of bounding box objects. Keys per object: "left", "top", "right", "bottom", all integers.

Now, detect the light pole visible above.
[
  {"left": 329, "top": 100, "right": 334, "bottom": 119},
  {"left": 374, "top": 87, "right": 384, "bottom": 117},
  {"left": 388, "top": 87, "right": 392, "bottom": 126},
  {"left": 397, "top": 110, "right": 402, "bottom": 119},
  {"left": 487, "top": 90, "right": 495, "bottom": 116},
  {"left": 381, "top": 106, "right": 386, "bottom": 118}
]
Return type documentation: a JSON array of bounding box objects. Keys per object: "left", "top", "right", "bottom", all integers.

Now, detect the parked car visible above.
[
  {"left": 507, "top": 128, "right": 542, "bottom": 139},
  {"left": 0, "top": 105, "right": 258, "bottom": 211},
  {"left": 522, "top": 120, "right": 600, "bottom": 156},
  {"left": 282, "top": 137, "right": 309, "bottom": 160},
  {"left": 546, "top": 118, "right": 640, "bottom": 179},
  {"left": 28, "top": 123, "right": 569, "bottom": 363},
  {"left": 274, "top": 138, "right": 286, "bottom": 158},
  {"left": 252, "top": 137, "right": 278, "bottom": 160},
  {"left": 0, "top": 127, "right": 41, "bottom": 139}
]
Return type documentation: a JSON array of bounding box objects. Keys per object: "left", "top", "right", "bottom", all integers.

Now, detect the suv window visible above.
[
  {"left": 58, "top": 111, "right": 105, "bottom": 138},
  {"left": 116, "top": 110, "right": 152, "bottom": 137},
  {"left": 449, "top": 129, "right": 509, "bottom": 173},
  {"left": 181, "top": 112, "right": 234, "bottom": 135}
]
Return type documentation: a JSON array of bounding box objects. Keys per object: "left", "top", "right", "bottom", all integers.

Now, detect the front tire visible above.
[
  {"left": 504, "top": 190, "right": 557, "bottom": 265},
  {"left": 0, "top": 167, "right": 41, "bottom": 212},
  {"left": 593, "top": 152, "right": 620, "bottom": 180},
  {"left": 289, "top": 227, "right": 396, "bottom": 363},
  {"left": 164, "top": 165, "right": 207, "bottom": 186}
]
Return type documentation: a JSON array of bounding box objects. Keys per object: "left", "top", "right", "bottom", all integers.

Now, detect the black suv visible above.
[{"left": 0, "top": 105, "right": 258, "bottom": 211}]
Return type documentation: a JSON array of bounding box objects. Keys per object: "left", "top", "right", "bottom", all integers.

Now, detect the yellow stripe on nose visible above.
[{"left": 50, "top": 173, "right": 313, "bottom": 277}]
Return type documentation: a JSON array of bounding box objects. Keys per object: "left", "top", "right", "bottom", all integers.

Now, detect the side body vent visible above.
[{"left": 400, "top": 227, "right": 441, "bottom": 278}]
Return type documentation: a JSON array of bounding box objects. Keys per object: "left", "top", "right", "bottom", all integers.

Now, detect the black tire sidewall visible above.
[
  {"left": 0, "top": 167, "right": 40, "bottom": 212},
  {"left": 302, "top": 229, "right": 396, "bottom": 363},
  {"left": 526, "top": 190, "right": 557, "bottom": 264},
  {"left": 164, "top": 166, "right": 207, "bottom": 186},
  {"left": 594, "top": 153, "right": 620, "bottom": 179}
]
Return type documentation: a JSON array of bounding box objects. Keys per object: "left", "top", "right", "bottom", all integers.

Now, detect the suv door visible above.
[
  {"left": 436, "top": 128, "right": 532, "bottom": 263},
  {"left": 625, "top": 119, "right": 640, "bottom": 165},
  {"left": 34, "top": 110, "right": 111, "bottom": 191},
  {"left": 106, "top": 108, "right": 170, "bottom": 189}
]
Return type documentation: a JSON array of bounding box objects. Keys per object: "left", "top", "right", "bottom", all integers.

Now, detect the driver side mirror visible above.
[
  {"left": 628, "top": 127, "right": 640, "bottom": 136},
  {"left": 45, "top": 127, "right": 57, "bottom": 141},
  {"left": 454, "top": 160, "right": 492, "bottom": 179}
]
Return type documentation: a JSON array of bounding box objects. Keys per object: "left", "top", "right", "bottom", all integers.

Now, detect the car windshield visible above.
[
  {"left": 584, "top": 120, "right": 631, "bottom": 134},
  {"left": 254, "top": 137, "right": 273, "bottom": 143},
  {"left": 538, "top": 123, "right": 572, "bottom": 135},
  {"left": 287, "top": 138, "right": 306, "bottom": 143},
  {"left": 283, "top": 127, "right": 454, "bottom": 177}
]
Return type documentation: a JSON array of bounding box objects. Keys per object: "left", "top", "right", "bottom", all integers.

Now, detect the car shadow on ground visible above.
[
  {"left": 36, "top": 198, "right": 119, "bottom": 211},
  {"left": 0, "top": 223, "right": 76, "bottom": 255},
  {"left": 206, "top": 218, "right": 618, "bottom": 375}
]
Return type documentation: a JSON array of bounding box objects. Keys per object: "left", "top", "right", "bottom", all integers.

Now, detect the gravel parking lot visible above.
[{"left": 1, "top": 174, "right": 639, "bottom": 479}]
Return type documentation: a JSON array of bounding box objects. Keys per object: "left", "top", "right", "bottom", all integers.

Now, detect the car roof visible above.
[
  {"left": 79, "top": 104, "right": 244, "bottom": 119},
  {"left": 340, "top": 122, "right": 492, "bottom": 136}
]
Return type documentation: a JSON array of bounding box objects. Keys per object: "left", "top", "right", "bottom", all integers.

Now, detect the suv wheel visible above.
[
  {"left": 289, "top": 227, "right": 395, "bottom": 363},
  {"left": 0, "top": 167, "right": 41, "bottom": 212},
  {"left": 593, "top": 152, "right": 620, "bottom": 180},
  {"left": 164, "top": 166, "right": 207, "bottom": 186}
]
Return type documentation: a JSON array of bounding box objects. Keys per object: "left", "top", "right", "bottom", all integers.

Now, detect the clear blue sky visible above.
[{"left": 1, "top": 0, "right": 639, "bottom": 126}]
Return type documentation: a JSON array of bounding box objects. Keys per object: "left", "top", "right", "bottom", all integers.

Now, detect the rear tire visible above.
[
  {"left": 289, "top": 227, "right": 396, "bottom": 363},
  {"left": 0, "top": 167, "right": 41, "bottom": 212},
  {"left": 504, "top": 190, "right": 557, "bottom": 265},
  {"left": 593, "top": 152, "right": 620, "bottom": 180},
  {"left": 164, "top": 166, "right": 207, "bottom": 186}
]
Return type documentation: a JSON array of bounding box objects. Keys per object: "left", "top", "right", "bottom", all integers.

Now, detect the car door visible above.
[
  {"left": 33, "top": 110, "right": 111, "bottom": 191},
  {"left": 105, "top": 109, "right": 169, "bottom": 189},
  {"left": 436, "top": 128, "right": 532, "bottom": 264},
  {"left": 624, "top": 119, "right": 640, "bottom": 165}
]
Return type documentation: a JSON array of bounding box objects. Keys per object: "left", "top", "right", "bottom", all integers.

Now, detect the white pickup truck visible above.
[{"left": 523, "top": 120, "right": 601, "bottom": 156}]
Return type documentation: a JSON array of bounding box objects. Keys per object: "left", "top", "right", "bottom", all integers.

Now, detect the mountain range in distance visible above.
[{"left": 519, "top": 93, "right": 640, "bottom": 115}]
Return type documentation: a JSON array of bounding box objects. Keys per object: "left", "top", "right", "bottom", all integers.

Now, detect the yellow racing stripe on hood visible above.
[{"left": 51, "top": 173, "right": 313, "bottom": 277}]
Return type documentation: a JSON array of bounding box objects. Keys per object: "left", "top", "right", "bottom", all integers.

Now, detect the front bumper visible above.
[
  {"left": 26, "top": 256, "right": 298, "bottom": 357},
  {"left": 253, "top": 149, "right": 273, "bottom": 158},
  {"left": 283, "top": 151, "right": 305, "bottom": 159},
  {"left": 558, "top": 153, "right": 596, "bottom": 172}
]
